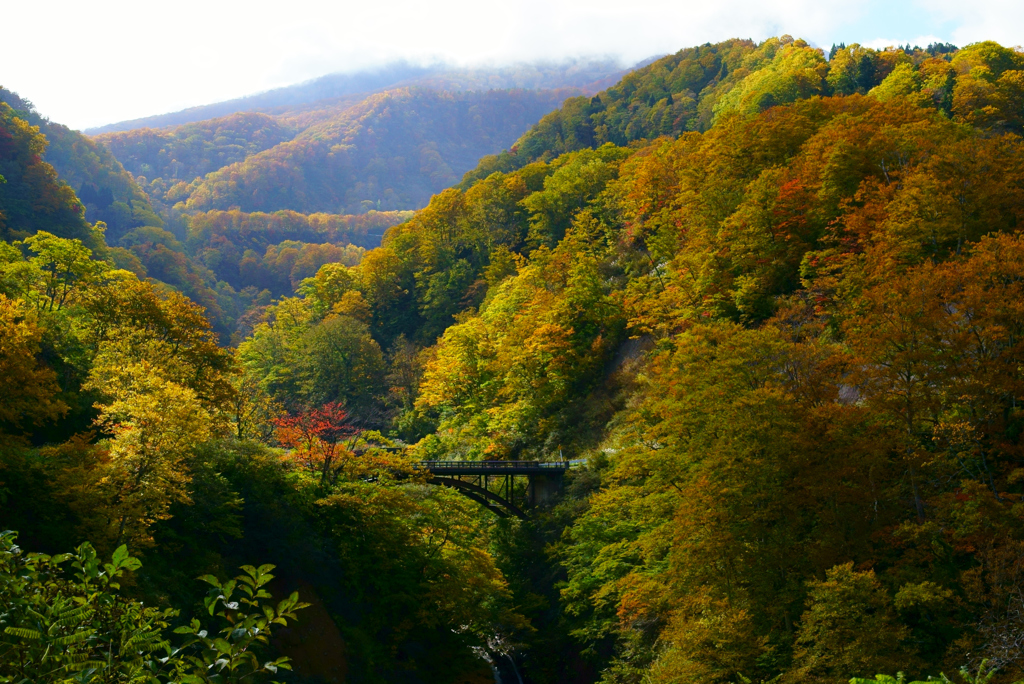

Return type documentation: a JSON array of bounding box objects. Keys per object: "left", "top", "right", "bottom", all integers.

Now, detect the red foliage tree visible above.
[{"left": 273, "top": 403, "right": 361, "bottom": 486}]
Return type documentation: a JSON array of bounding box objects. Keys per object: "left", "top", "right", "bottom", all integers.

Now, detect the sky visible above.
[{"left": 4, "top": 0, "right": 1024, "bottom": 130}]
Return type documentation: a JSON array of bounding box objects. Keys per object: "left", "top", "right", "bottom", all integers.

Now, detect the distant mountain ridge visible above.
[
  {"left": 84, "top": 58, "right": 647, "bottom": 135},
  {"left": 181, "top": 87, "right": 579, "bottom": 214}
]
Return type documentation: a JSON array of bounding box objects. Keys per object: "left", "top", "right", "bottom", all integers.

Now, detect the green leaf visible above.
[
  {"left": 198, "top": 574, "right": 221, "bottom": 587},
  {"left": 3, "top": 626, "right": 41, "bottom": 639},
  {"left": 52, "top": 630, "right": 92, "bottom": 646}
]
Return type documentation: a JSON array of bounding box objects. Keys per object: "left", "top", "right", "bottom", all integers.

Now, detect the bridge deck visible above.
[{"left": 417, "top": 460, "right": 570, "bottom": 476}]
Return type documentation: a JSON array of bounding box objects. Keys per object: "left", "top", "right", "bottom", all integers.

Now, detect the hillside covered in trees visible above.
[
  {"left": 0, "top": 88, "right": 163, "bottom": 243},
  {"left": 177, "top": 88, "right": 579, "bottom": 215},
  {"left": 5, "top": 34, "right": 1024, "bottom": 684},
  {"left": 91, "top": 60, "right": 641, "bottom": 222}
]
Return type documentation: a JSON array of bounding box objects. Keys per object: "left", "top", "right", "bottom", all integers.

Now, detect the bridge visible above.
[{"left": 416, "top": 461, "right": 570, "bottom": 519}]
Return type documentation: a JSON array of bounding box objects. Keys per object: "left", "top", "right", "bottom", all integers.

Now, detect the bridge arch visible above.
[{"left": 430, "top": 477, "right": 527, "bottom": 519}]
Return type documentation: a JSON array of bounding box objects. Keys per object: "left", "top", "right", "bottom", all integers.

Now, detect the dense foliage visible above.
[
  {"left": 0, "top": 532, "right": 306, "bottom": 683},
  {"left": 7, "top": 34, "right": 1024, "bottom": 684},
  {"left": 461, "top": 36, "right": 1024, "bottom": 185}
]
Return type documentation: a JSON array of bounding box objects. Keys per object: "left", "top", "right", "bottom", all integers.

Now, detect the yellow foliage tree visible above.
[
  {"left": 0, "top": 294, "right": 66, "bottom": 432},
  {"left": 83, "top": 351, "right": 214, "bottom": 548}
]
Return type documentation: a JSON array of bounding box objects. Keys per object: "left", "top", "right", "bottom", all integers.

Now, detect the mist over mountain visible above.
[{"left": 84, "top": 57, "right": 644, "bottom": 135}]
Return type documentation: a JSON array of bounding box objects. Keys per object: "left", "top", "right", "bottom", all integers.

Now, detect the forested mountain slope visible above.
[
  {"left": 94, "top": 112, "right": 299, "bottom": 200},
  {"left": 96, "top": 88, "right": 582, "bottom": 220},
  {"left": 0, "top": 88, "right": 163, "bottom": 243},
  {"left": 459, "top": 35, "right": 974, "bottom": 183},
  {"left": 90, "top": 59, "right": 650, "bottom": 233},
  {"left": 2, "top": 63, "right": 617, "bottom": 345},
  {"left": 0, "top": 102, "right": 94, "bottom": 246},
  {"left": 6, "top": 35, "right": 1024, "bottom": 684},
  {"left": 0, "top": 99, "right": 252, "bottom": 336},
  {"left": 181, "top": 88, "right": 577, "bottom": 214},
  {"left": 88, "top": 82, "right": 609, "bottom": 336}
]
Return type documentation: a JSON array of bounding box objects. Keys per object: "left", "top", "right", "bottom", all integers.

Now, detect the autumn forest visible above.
[{"left": 4, "top": 35, "right": 1024, "bottom": 684}]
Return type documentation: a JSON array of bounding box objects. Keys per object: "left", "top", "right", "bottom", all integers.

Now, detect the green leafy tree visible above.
[
  {"left": 0, "top": 530, "right": 306, "bottom": 683},
  {"left": 19, "top": 231, "right": 108, "bottom": 311},
  {"left": 169, "top": 562, "right": 309, "bottom": 683},
  {"left": 0, "top": 531, "right": 175, "bottom": 683},
  {"left": 789, "top": 563, "right": 915, "bottom": 682}
]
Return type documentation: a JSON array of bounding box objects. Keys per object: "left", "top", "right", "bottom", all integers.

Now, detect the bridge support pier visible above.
[{"left": 528, "top": 474, "right": 562, "bottom": 507}]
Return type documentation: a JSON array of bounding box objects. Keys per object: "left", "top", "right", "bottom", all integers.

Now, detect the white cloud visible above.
[
  {"left": 924, "top": 0, "right": 1024, "bottom": 49},
  {"left": 1, "top": 0, "right": 1019, "bottom": 129},
  {"left": 859, "top": 35, "right": 945, "bottom": 51}
]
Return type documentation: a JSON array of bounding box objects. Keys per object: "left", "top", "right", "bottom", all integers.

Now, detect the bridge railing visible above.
[{"left": 416, "top": 460, "right": 570, "bottom": 471}]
